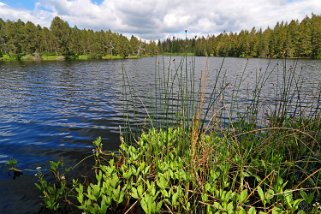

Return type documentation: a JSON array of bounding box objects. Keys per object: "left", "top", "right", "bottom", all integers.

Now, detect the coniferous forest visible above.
[
  {"left": 1, "top": 14, "right": 321, "bottom": 60},
  {"left": 0, "top": 16, "right": 159, "bottom": 60},
  {"left": 159, "top": 14, "right": 321, "bottom": 59}
]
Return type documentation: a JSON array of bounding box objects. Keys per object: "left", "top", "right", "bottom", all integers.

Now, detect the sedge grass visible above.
[
  {"left": 34, "top": 55, "right": 321, "bottom": 213},
  {"left": 116, "top": 55, "right": 321, "bottom": 212}
]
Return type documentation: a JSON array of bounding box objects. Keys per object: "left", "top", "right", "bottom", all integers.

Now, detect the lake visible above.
[{"left": 0, "top": 56, "right": 320, "bottom": 212}]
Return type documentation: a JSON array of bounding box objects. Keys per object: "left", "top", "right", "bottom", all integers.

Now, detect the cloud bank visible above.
[{"left": 1, "top": 0, "right": 321, "bottom": 40}]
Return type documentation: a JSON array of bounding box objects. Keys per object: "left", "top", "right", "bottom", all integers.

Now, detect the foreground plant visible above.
[
  {"left": 35, "top": 56, "right": 321, "bottom": 213},
  {"left": 34, "top": 125, "right": 319, "bottom": 213},
  {"left": 35, "top": 161, "right": 71, "bottom": 212}
]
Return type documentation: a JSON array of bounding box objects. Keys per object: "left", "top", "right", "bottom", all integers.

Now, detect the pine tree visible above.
[{"left": 50, "top": 16, "right": 73, "bottom": 57}]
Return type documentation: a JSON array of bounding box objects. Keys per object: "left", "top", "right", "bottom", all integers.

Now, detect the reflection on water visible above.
[{"left": 0, "top": 57, "right": 320, "bottom": 212}]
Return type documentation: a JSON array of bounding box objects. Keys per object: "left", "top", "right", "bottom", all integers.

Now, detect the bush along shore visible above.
[
  {"left": 0, "top": 53, "right": 142, "bottom": 61},
  {"left": 32, "top": 56, "right": 321, "bottom": 213}
]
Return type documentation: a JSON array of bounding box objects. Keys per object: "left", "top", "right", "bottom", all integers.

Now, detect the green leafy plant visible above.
[
  {"left": 5, "top": 158, "right": 23, "bottom": 179},
  {"left": 34, "top": 56, "right": 321, "bottom": 213},
  {"left": 34, "top": 161, "right": 69, "bottom": 212}
]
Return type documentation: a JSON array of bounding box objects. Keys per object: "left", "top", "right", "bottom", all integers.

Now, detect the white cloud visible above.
[
  {"left": 0, "top": 0, "right": 321, "bottom": 40},
  {"left": 0, "top": 1, "right": 51, "bottom": 26}
]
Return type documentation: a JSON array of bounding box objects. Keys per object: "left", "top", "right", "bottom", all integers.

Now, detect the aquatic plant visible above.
[
  {"left": 53, "top": 126, "right": 319, "bottom": 213},
  {"left": 5, "top": 158, "right": 23, "bottom": 180},
  {"left": 34, "top": 55, "right": 321, "bottom": 213}
]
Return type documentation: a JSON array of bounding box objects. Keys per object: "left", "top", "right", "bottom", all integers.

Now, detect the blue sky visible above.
[
  {"left": 0, "top": 0, "right": 321, "bottom": 40},
  {"left": 0, "top": 0, "right": 37, "bottom": 10},
  {"left": 0, "top": 0, "right": 104, "bottom": 9}
]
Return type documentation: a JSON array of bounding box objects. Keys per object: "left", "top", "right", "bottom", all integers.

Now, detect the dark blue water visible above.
[{"left": 0, "top": 57, "right": 320, "bottom": 212}]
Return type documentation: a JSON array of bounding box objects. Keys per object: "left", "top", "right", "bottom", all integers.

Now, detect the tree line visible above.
[
  {"left": 0, "top": 16, "right": 159, "bottom": 59},
  {"left": 158, "top": 14, "right": 321, "bottom": 59},
  {"left": 1, "top": 14, "right": 321, "bottom": 60}
]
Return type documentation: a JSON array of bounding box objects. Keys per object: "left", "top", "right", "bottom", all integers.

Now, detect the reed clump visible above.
[{"left": 35, "top": 56, "right": 321, "bottom": 213}]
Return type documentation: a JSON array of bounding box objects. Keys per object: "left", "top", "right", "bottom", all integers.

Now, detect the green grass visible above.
[
  {"left": 21, "top": 54, "right": 42, "bottom": 61},
  {"left": 41, "top": 55, "right": 65, "bottom": 61},
  {"left": 127, "top": 55, "right": 140, "bottom": 59},
  {"left": 0, "top": 54, "right": 65, "bottom": 61},
  {"left": 77, "top": 54, "right": 105, "bottom": 60},
  {"left": 77, "top": 54, "right": 141, "bottom": 60},
  {"left": 77, "top": 55, "right": 91, "bottom": 60},
  {"left": 101, "top": 54, "right": 141, "bottom": 60},
  {"left": 0, "top": 54, "right": 142, "bottom": 61},
  {"left": 0, "top": 54, "right": 18, "bottom": 61},
  {"left": 102, "top": 54, "right": 125, "bottom": 60},
  {"left": 161, "top": 52, "right": 195, "bottom": 56}
]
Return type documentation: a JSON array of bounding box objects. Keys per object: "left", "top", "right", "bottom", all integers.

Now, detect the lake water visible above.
[{"left": 0, "top": 57, "right": 320, "bottom": 212}]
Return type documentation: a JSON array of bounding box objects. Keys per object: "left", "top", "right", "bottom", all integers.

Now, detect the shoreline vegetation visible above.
[
  {"left": 1, "top": 14, "right": 321, "bottom": 62},
  {"left": 1, "top": 53, "right": 319, "bottom": 62},
  {"left": 29, "top": 55, "right": 321, "bottom": 213},
  {"left": 0, "top": 53, "right": 142, "bottom": 61}
]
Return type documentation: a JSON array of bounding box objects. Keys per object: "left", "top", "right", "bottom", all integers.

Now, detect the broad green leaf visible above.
[
  {"left": 172, "top": 192, "right": 179, "bottom": 206},
  {"left": 156, "top": 175, "right": 167, "bottom": 190},
  {"left": 77, "top": 193, "right": 83, "bottom": 204},
  {"left": 147, "top": 196, "right": 154, "bottom": 213},
  {"left": 271, "top": 206, "right": 283, "bottom": 214},
  {"left": 300, "top": 190, "right": 314, "bottom": 204},
  {"left": 248, "top": 207, "right": 256, "bottom": 214},
  {"left": 202, "top": 193, "right": 208, "bottom": 202},
  {"left": 265, "top": 189, "right": 274, "bottom": 201},
  {"left": 137, "top": 184, "right": 144, "bottom": 198},
  {"left": 213, "top": 202, "right": 222, "bottom": 210},
  {"left": 227, "top": 202, "right": 234, "bottom": 212},
  {"left": 239, "top": 189, "right": 248, "bottom": 204},
  {"left": 293, "top": 199, "right": 303, "bottom": 210},
  {"left": 284, "top": 190, "right": 293, "bottom": 208},
  {"left": 156, "top": 201, "right": 163, "bottom": 211},
  {"left": 207, "top": 205, "right": 213, "bottom": 214},
  {"left": 141, "top": 197, "right": 148, "bottom": 214},
  {"left": 205, "top": 182, "right": 211, "bottom": 192},
  {"left": 257, "top": 186, "right": 265, "bottom": 204},
  {"left": 131, "top": 187, "right": 138, "bottom": 199},
  {"left": 100, "top": 195, "right": 108, "bottom": 213},
  {"left": 96, "top": 171, "right": 102, "bottom": 184},
  {"left": 237, "top": 207, "right": 246, "bottom": 214}
]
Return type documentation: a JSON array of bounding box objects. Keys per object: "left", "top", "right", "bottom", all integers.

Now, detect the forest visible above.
[
  {"left": 0, "top": 16, "right": 159, "bottom": 60},
  {"left": 160, "top": 14, "right": 321, "bottom": 59},
  {"left": 1, "top": 14, "right": 321, "bottom": 60}
]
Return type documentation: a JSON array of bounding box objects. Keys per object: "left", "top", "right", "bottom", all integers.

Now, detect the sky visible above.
[{"left": 0, "top": 0, "right": 321, "bottom": 40}]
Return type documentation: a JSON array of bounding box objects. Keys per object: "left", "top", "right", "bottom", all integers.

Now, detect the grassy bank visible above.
[
  {"left": 161, "top": 52, "right": 195, "bottom": 56},
  {"left": 41, "top": 55, "right": 65, "bottom": 61},
  {"left": 102, "top": 54, "right": 141, "bottom": 60},
  {"left": 31, "top": 56, "right": 321, "bottom": 213},
  {"left": 0, "top": 54, "right": 65, "bottom": 61},
  {"left": 0, "top": 54, "right": 142, "bottom": 61}
]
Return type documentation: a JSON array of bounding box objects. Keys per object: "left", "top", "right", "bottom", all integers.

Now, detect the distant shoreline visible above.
[
  {"left": 0, "top": 53, "right": 317, "bottom": 62},
  {"left": 0, "top": 54, "right": 143, "bottom": 62}
]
